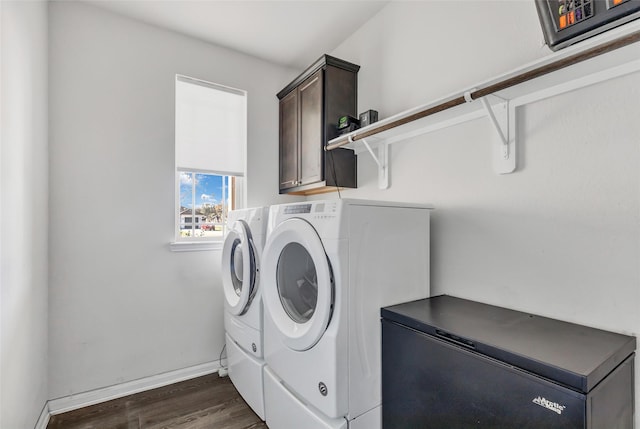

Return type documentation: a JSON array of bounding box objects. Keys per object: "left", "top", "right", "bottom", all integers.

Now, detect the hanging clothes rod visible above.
[{"left": 326, "top": 29, "right": 640, "bottom": 151}]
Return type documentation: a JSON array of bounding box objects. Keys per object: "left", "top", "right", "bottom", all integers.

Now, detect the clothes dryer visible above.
[
  {"left": 221, "top": 206, "right": 269, "bottom": 420},
  {"left": 261, "top": 199, "right": 431, "bottom": 429}
]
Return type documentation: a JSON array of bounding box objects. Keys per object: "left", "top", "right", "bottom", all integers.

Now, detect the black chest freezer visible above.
[{"left": 381, "top": 295, "right": 636, "bottom": 429}]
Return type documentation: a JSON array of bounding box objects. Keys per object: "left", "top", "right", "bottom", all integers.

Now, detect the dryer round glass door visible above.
[
  {"left": 222, "top": 219, "right": 258, "bottom": 316},
  {"left": 277, "top": 242, "right": 318, "bottom": 324},
  {"left": 262, "top": 218, "right": 334, "bottom": 351}
]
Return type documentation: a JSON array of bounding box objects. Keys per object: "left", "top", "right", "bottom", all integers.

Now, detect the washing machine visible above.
[
  {"left": 221, "top": 206, "right": 269, "bottom": 420},
  {"left": 261, "top": 199, "right": 432, "bottom": 429}
]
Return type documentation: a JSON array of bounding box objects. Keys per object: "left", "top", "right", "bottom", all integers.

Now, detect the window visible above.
[
  {"left": 174, "top": 75, "right": 246, "bottom": 247},
  {"left": 178, "top": 172, "right": 235, "bottom": 239}
]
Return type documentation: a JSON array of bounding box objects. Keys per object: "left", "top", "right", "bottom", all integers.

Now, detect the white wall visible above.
[
  {"left": 48, "top": 1, "right": 292, "bottom": 399},
  {"left": 0, "top": 1, "right": 49, "bottom": 427},
  {"left": 331, "top": 0, "right": 640, "bottom": 420}
]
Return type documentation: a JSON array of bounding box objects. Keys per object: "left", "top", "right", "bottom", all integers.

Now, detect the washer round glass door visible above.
[
  {"left": 222, "top": 220, "right": 257, "bottom": 316},
  {"left": 262, "top": 218, "right": 333, "bottom": 351}
]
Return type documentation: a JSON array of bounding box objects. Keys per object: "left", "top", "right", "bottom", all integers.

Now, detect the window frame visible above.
[{"left": 170, "top": 75, "right": 247, "bottom": 252}]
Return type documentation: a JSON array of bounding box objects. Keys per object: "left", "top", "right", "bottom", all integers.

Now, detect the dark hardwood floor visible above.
[{"left": 47, "top": 373, "right": 268, "bottom": 429}]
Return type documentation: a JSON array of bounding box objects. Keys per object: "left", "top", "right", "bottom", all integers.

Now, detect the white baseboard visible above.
[
  {"left": 48, "top": 360, "right": 220, "bottom": 416},
  {"left": 34, "top": 402, "right": 50, "bottom": 429}
]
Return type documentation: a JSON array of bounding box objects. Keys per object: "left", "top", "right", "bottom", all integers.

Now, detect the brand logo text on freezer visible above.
[{"left": 532, "top": 396, "right": 566, "bottom": 415}]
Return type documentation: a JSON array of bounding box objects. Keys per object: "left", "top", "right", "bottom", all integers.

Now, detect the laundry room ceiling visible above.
[{"left": 82, "top": 0, "right": 390, "bottom": 70}]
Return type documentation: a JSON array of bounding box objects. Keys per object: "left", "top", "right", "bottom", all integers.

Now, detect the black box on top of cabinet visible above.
[
  {"left": 381, "top": 295, "right": 636, "bottom": 429},
  {"left": 277, "top": 55, "right": 359, "bottom": 196}
]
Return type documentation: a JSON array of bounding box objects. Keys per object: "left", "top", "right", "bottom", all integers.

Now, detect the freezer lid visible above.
[{"left": 381, "top": 295, "right": 636, "bottom": 394}]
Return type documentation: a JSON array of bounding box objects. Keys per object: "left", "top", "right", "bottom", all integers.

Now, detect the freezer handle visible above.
[{"left": 435, "top": 329, "right": 476, "bottom": 350}]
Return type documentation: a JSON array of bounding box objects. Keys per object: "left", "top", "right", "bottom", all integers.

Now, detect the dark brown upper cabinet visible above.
[{"left": 277, "top": 55, "right": 359, "bottom": 195}]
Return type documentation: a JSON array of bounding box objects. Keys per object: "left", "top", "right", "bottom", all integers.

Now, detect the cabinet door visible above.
[
  {"left": 298, "top": 70, "right": 323, "bottom": 186},
  {"left": 279, "top": 89, "right": 298, "bottom": 191}
]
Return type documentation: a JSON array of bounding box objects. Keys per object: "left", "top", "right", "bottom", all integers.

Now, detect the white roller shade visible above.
[{"left": 175, "top": 75, "right": 246, "bottom": 176}]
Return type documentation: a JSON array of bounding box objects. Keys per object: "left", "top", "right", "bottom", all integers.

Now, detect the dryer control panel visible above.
[
  {"left": 282, "top": 201, "right": 338, "bottom": 217},
  {"left": 283, "top": 204, "right": 312, "bottom": 214},
  {"left": 275, "top": 201, "right": 343, "bottom": 240}
]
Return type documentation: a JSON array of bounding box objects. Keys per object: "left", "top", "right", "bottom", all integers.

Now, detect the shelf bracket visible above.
[
  {"left": 357, "top": 136, "right": 389, "bottom": 189},
  {"left": 480, "top": 96, "right": 508, "bottom": 147},
  {"left": 464, "top": 91, "right": 516, "bottom": 174}
]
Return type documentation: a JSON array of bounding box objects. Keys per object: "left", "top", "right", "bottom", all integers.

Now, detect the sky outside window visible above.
[{"left": 179, "top": 172, "right": 224, "bottom": 209}]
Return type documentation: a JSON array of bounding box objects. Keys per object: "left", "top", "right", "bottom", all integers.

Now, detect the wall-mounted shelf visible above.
[{"left": 326, "top": 20, "right": 640, "bottom": 190}]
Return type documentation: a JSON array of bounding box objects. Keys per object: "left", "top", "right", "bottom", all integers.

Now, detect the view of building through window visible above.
[{"left": 179, "top": 172, "right": 234, "bottom": 238}]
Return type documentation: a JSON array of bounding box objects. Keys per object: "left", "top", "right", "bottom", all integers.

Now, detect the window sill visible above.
[{"left": 169, "top": 241, "right": 223, "bottom": 252}]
